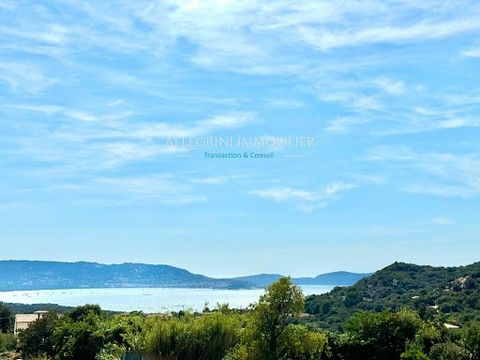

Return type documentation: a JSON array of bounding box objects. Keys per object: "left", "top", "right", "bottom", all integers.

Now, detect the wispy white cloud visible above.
[
  {"left": 365, "top": 146, "right": 480, "bottom": 198},
  {"left": 250, "top": 182, "right": 357, "bottom": 212},
  {"left": 374, "top": 77, "right": 406, "bottom": 95},
  {"left": 318, "top": 92, "right": 382, "bottom": 111},
  {"left": 64, "top": 110, "right": 98, "bottom": 122},
  {"left": 0, "top": 61, "right": 57, "bottom": 94},
  {"left": 192, "top": 177, "right": 227, "bottom": 185},
  {"left": 462, "top": 46, "right": 480, "bottom": 57},
  {"left": 2, "top": 108, "right": 253, "bottom": 172},
  {"left": 263, "top": 98, "right": 303, "bottom": 109},
  {"left": 96, "top": 142, "right": 187, "bottom": 167},
  {"left": 325, "top": 116, "right": 370, "bottom": 134},
  {"left": 250, "top": 187, "right": 318, "bottom": 202},
  {"left": 432, "top": 216, "right": 454, "bottom": 226},
  {"left": 93, "top": 174, "right": 206, "bottom": 204},
  {"left": 299, "top": 17, "right": 480, "bottom": 51},
  {"left": 96, "top": 113, "right": 253, "bottom": 140}
]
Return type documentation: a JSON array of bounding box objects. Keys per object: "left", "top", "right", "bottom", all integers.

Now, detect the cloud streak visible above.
[
  {"left": 365, "top": 146, "right": 480, "bottom": 198},
  {"left": 250, "top": 182, "right": 357, "bottom": 212}
]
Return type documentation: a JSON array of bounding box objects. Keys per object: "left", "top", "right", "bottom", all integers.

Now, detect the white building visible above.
[{"left": 14, "top": 310, "right": 49, "bottom": 335}]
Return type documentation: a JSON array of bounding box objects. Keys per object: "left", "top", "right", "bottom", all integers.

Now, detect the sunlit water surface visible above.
[{"left": 0, "top": 285, "right": 335, "bottom": 312}]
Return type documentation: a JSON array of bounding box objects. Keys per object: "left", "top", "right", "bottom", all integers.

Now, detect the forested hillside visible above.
[
  {"left": 0, "top": 261, "right": 250, "bottom": 290},
  {"left": 305, "top": 261, "right": 480, "bottom": 330}
]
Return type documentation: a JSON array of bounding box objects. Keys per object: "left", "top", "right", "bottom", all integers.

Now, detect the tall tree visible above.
[{"left": 0, "top": 304, "right": 13, "bottom": 333}]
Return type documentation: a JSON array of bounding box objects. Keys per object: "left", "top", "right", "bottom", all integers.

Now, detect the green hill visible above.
[
  {"left": 0, "top": 260, "right": 251, "bottom": 290},
  {"left": 305, "top": 261, "right": 480, "bottom": 330}
]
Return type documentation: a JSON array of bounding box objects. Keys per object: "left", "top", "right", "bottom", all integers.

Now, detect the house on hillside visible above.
[{"left": 14, "top": 310, "right": 49, "bottom": 335}]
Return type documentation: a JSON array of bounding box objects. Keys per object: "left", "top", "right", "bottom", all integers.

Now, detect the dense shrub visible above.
[
  {"left": 18, "top": 311, "right": 59, "bottom": 358},
  {"left": 400, "top": 345, "right": 429, "bottom": 360},
  {"left": 462, "top": 324, "right": 480, "bottom": 359},
  {"left": 0, "top": 332, "right": 16, "bottom": 352},
  {"left": 429, "top": 342, "right": 469, "bottom": 360},
  {"left": 146, "top": 313, "right": 242, "bottom": 360},
  {"left": 340, "top": 309, "right": 423, "bottom": 360}
]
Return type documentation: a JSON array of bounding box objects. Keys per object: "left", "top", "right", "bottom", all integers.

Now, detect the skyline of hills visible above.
[{"left": 0, "top": 260, "right": 370, "bottom": 291}]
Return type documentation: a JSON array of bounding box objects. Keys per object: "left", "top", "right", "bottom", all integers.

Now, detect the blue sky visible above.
[{"left": 1, "top": 1, "right": 480, "bottom": 277}]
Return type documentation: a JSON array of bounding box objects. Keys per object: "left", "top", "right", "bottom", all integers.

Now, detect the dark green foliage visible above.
[
  {"left": 52, "top": 313, "right": 107, "bottom": 360},
  {"left": 462, "top": 324, "right": 480, "bottom": 359},
  {"left": 18, "top": 311, "right": 59, "bottom": 358},
  {"left": 305, "top": 261, "right": 480, "bottom": 330},
  {"left": 339, "top": 309, "right": 422, "bottom": 360},
  {"left": 0, "top": 332, "right": 16, "bottom": 352},
  {"left": 66, "top": 304, "right": 102, "bottom": 321},
  {"left": 0, "top": 303, "right": 13, "bottom": 333},
  {"left": 400, "top": 346, "right": 429, "bottom": 360},
  {"left": 3, "top": 302, "right": 73, "bottom": 314},
  {"left": 53, "top": 309, "right": 147, "bottom": 360},
  {"left": 429, "top": 342, "right": 469, "bottom": 360},
  {"left": 18, "top": 305, "right": 146, "bottom": 360}
]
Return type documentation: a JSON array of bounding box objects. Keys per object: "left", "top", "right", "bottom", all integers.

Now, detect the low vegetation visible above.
[
  {"left": 305, "top": 262, "right": 480, "bottom": 331},
  {"left": 2, "top": 262, "right": 480, "bottom": 359}
]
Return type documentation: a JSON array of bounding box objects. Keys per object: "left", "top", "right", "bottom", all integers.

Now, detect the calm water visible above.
[{"left": 0, "top": 285, "right": 334, "bottom": 312}]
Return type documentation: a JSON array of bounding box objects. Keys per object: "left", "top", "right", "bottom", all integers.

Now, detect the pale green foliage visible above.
[
  {"left": 255, "top": 277, "right": 304, "bottom": 358},
  {"left": 401, "top": 344, "right": 429, "bottom": 360},
  {"left": 429, "top": 342, "right": 469, "bottom": 360},
  {"left": 277, "top": 324, "right": 330, "bottom": 360},
  {"left": 462, "top": 324, "right": 480, "bottom": 359},
  {"left": 227, "top": 277, "right": 329, "bottom": 360},
  {"left": 95, "top": 343, "right": 124, "bottom": 360},
  {"left": 145, "top": 312, "right": 242, "bottom": 360},
  {"left": 0, "top": 332, "right": 16, "bottom": 352}
]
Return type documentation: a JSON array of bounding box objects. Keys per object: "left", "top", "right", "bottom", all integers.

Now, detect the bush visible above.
[
  {"left": 18, "top": 311, "right": 59, "bottom": 359},
  {"left": 429, "top": 342, "right": 469, "bottom": 360},
  {"left": 462, "top": 324, "right": 480, "bottom": 359},
  {"left": 343, "top": 309, "right": 423, "bottom": 360},
  {"left": 277, "top": 325, "right": 330, "bottom": 360},
  {"left": 146, "top": 313, "right": 242, "bottom": 360},
  {"left": 401, "top": 344, "right": 429, "bottom": 360},
  {"left": 0, "top": 332, "right": 16, "bottom": 352}
]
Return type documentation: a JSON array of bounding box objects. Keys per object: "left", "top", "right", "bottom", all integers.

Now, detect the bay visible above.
[{"left": 0, "top": 285, "right": 334, "bottom": 312}]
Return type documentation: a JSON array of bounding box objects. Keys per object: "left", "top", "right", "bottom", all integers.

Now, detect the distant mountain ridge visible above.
[
  {"left": 233, "top": 271, "right": 371, "bottom": 287},
  {"left": 0, "top": 261, "right": 249, "bottom": 290},
  {"left": 0, "top": 260, "right": 369, "bottom": 291}
]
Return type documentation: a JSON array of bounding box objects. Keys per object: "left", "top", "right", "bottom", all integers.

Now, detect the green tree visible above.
[
  {"left": 277, "top": 324, "right": 329, "bottom": 360},
  {"left": 227, "top": 277, "right": 306, "bottom": 360},
  {"left": 67, "top": 304, "right": 102, "bottom": 322},
  {"left": 463, "top": 324, "right": 480, "bottom": 360},
  {"left": 52, "top": 313, "right": 107, "bottom": 360},
  {"left": 0, "top": 332, "right": 17, "bottom": 352},
  {"left": 18, "top": 311, "right": 59, "bottom": 359},
  {"left": 429, "top": 342, "right": 469, "bottom": 360},
  {"left": 254, "top": 277, "right": 304, "bottom": 359},
  {"left": 0, "top": 304, "right": 13, "bottom": 333},
  {"left": 414, "top": 323, "right": 441, "bottom": 355},
  {"left": 401, "top": 344, "right": 430, "bottom": 360},
  {"left": 343, "top": 309, "right": 423, "bottom": 360}
]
